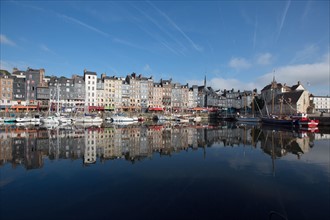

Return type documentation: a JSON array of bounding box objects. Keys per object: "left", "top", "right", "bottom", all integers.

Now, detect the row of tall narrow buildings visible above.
[{"left": 1, "top": 67, "right": 328, "bottom": 114}]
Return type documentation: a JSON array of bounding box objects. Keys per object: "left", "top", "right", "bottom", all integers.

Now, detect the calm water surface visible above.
[{"left": 1, "top": 122, "right": 329, "bottom": 220}]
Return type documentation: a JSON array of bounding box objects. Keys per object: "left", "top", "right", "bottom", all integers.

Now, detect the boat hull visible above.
[
  {"left": 261, "top": 117, "right": 294, "bottom": 126},
  {"left": 237, "top": 117, "right": 260, "bottom": 122}
]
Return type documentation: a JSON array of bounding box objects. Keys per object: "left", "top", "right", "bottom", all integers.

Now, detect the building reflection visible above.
[{"left": 0, "top": 122, "right": 326, "bottom": 170}]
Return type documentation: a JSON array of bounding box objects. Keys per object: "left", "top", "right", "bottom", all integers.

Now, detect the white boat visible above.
[
  {"left": 4, "top": 117, "right": 16, "bottom": 123},
  {"left": 188, "top": 116, "right": 201, "bottom": 122},
  {"left": 58, "top": 116, "right": 73, "bottom": 124},
  {"left": 15, "top": 115, "right": 41, "bottom": 124},
  {"left": 111, "top": 121, "right": 135, "bottom": 126},
  {"left": 31, "top": 115, "right": 41, "bottom": 124},
  {"left": 15, "top": 116, "right": 32, "bottom": 123},
  {"left": 176, "top": 116, "right": 190, "bottom": 123},
  {"left": 75, "top": 115, "right": 103, "bottom": 124},
  {"left": 110, "top": 114, "right": 135, "bottom": 122},
  {"left": 41, "top": 116, "right": 60, "bottom": 125}
]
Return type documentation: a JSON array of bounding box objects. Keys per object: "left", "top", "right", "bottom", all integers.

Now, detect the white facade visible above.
[
  {"left": 84, "top": 71, "right": 97, "bottom": 107},
  {"left": 311, "top": 96, "right": 330, "bottom": 113}
]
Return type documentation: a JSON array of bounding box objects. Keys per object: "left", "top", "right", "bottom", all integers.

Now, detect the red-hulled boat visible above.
[{"left": 292, "top": 113, "right": 319, "bottom": 128}]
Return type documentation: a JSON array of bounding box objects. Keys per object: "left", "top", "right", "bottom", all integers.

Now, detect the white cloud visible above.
[
  {"left": 57, "top": 13, "right": 110, "bottom": 37},
  {"left": 229, "top": 57, "right": 251, "bottom": 70},
  {"left": 256, "top": 53, "right": 329, "bottom": 94},
  {"left": 148, "top": 2, "right": 203, "bottom": 52},
  {"left": 256, "top": 53, "right": 273, "bottom": 65},
  {"left": 0, "top": 34, "right": 16, "bottom": 46},
  {"left": 186, "top": 79, "right": 203, "bottom": 86},
  {"left": 290, "top": 44, "right": 319, "bottom": 64},
  {"left": 0, "top": 60, "right": 13, "bottom": 71},
  {"left": 0, "top": 60, "right": 29, "bottom": 71},
  {"left": 188, "top": 53, "right": 329, "bottom": 95},
  {"left": 208, "top": 77, "right": 256, "bottom": 91},
  {"left": 143, "top": 64, "right": 152, "bottom": 72},
  {"left": 277, "top": 0, "right": 291, "bottom": 41},
  {"left": 187, "top": 77, "right": 257, "bottom": 91},
  {"left": 40, "top": 44, "right": 56, "bottom": 55}
]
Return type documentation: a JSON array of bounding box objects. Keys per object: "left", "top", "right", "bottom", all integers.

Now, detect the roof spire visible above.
[{"left": 204, "top": 75, "right": 206, "bottom": 87}]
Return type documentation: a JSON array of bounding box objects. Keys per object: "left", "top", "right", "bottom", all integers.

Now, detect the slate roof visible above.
[
  {"left": 267, "top": 90, "right": 304, "bottom": 105},
  {"left": 84, "top": 71, "right": 97, "bottom": 75},
  {"left": 261, "top": 83, "right": 283, "bottom": 92}
]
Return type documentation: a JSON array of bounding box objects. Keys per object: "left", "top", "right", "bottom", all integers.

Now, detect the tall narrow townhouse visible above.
[
  {"left": 84, "top": 70, "right": 97, "bottom": 111},
  {"left": 181, "top": 84, "right": 189, "bottom": 112},
  {"left": 137, "top": 74, "right": 153, "bottom": 113},
  {"left": 125, "top": 73, "right": 141, "bottom": 112},
  {"left": 25, "top": 68, "right": 45, "bottom": 105},
  {"left": 160, "top": 78, "right": 172, "bottom": 112},
  {"left": 102, "top": 75, "right": 124, "bottom": 112},
  {"left": 96, "top": 77, "right": 105, "bottom": 111},
  {"left": 152, "top": 83, "right": 163, "bottom": 109},
  {"left": 0, "top": 71, "right": 13, "bottom": 109},
  {"left": 113, "top": 76, "right": 123, "bottom": 111}
]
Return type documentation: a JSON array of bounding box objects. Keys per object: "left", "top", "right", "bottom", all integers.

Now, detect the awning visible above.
[
  {"left": 148, "top": 107, "right": 164, "bottom": 111},
  {"left": 11, "top": 105, "right": 37, "bottom": 110},
  {"left": 105, "top": 106, "right": 115, "bottom": 110},
  {"left": 88, "top": 106, "right": 105, "bottom": 111},
  {"left": 192, "top": 107, "right": 204, "bottom": 111}
]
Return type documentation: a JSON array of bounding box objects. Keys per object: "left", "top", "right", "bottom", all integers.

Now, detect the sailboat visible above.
[
  {"left": 41, "top": 84, "right": 60, "bottom": 126},
  {"left": 236, "top": 93, "right": 261, "bottom": 123},
  {"left": 261, "top": 93, "right": 295, "bottom": 126}
]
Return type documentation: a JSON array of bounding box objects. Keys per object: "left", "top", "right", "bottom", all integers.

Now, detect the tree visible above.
[{"left": 0, "top": 69, "right": 11, "bottom": 76}]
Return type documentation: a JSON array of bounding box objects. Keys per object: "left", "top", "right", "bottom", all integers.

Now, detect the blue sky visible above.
[{"left": 1, "top": 1, "right": 329, "bottom": 95}]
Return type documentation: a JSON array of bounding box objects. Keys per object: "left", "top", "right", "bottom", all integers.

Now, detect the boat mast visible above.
[
  {"left": 271, "top": 71, "right": 276, "bottom": 115},
  {"left": 57, "top": 83, "right": 60, "bottom": 114}
]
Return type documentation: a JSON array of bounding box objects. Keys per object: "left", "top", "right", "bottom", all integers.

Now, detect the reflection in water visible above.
[
  {"left": 1, "top": 122, "right": 329, "bottom": 220},
  {"left": 0, "top": 122, "right": 326, "bottom": 170}
]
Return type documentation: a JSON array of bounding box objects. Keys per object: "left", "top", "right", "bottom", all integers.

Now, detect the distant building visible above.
[
  {"left": 12, "top": 69, "right": 26, "bottom": 101},
  {"left": 122, "top": 81, "right": 130, "bottom": 111},
  {"left": 0, "top": 72, "right": 13, "bottom": 109},
  {"left": 126, "top": 73, "right": 141, "bottom": 112},
  {"left": 160, "top": 78, "right": 172, "bottom": 112},
  {"left": 310, "top": 95, "right": 330, "bottom": 113},
  {"left": 188, "top": 85, "right": 198, "bottom": 108},
  {"left": 138, "top": 74, "right": 152, "bottom": 113},
  {"left": 262, "top": 79, "right": 310, "bottom": 115},
  {"left": 84, "top": 70, "right": 97, "bottom": 110},
  {"left": 172, "top": 82, "right": 182, "bottom": 112},
  {"left": 152, "top": 83, "right": 163, "bottom": 109},
  {"left": 25, "top": 68, "right": 45, "bottom": 103},
  {"left": 71, "top": 74, "right": 85, "bottom": 112}
]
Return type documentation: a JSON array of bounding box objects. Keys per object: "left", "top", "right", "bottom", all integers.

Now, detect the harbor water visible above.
[{"left": 0, "top": 122, "right": 329, "bottom": 220}]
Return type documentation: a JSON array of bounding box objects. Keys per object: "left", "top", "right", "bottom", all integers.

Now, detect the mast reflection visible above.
[{"left": 0, "top": 122, "right": 326, "bottom": 170}]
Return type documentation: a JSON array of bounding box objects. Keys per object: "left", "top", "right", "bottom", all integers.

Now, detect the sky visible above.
[{"left": 1, "top": 0, "right": 329, "bottom": 95}]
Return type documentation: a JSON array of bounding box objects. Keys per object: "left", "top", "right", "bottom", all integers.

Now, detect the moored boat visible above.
[
  {"left": 41, "top": 116, "right": 60, "bottom": 125},
  {"left": 236, "top": 116, "right": 261, "bottom": 122},
  {"left": 75, "top": 113, "right": 103, "bottom": 124},
  {"left": 110, "top": 114, "right": 135, "bottom": 122},
  {"left": 261, "top": 115, "right": 295, "bottom": 126},
  {"left": 291, "top": 113, "right": 319, "bottom": 128}
]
